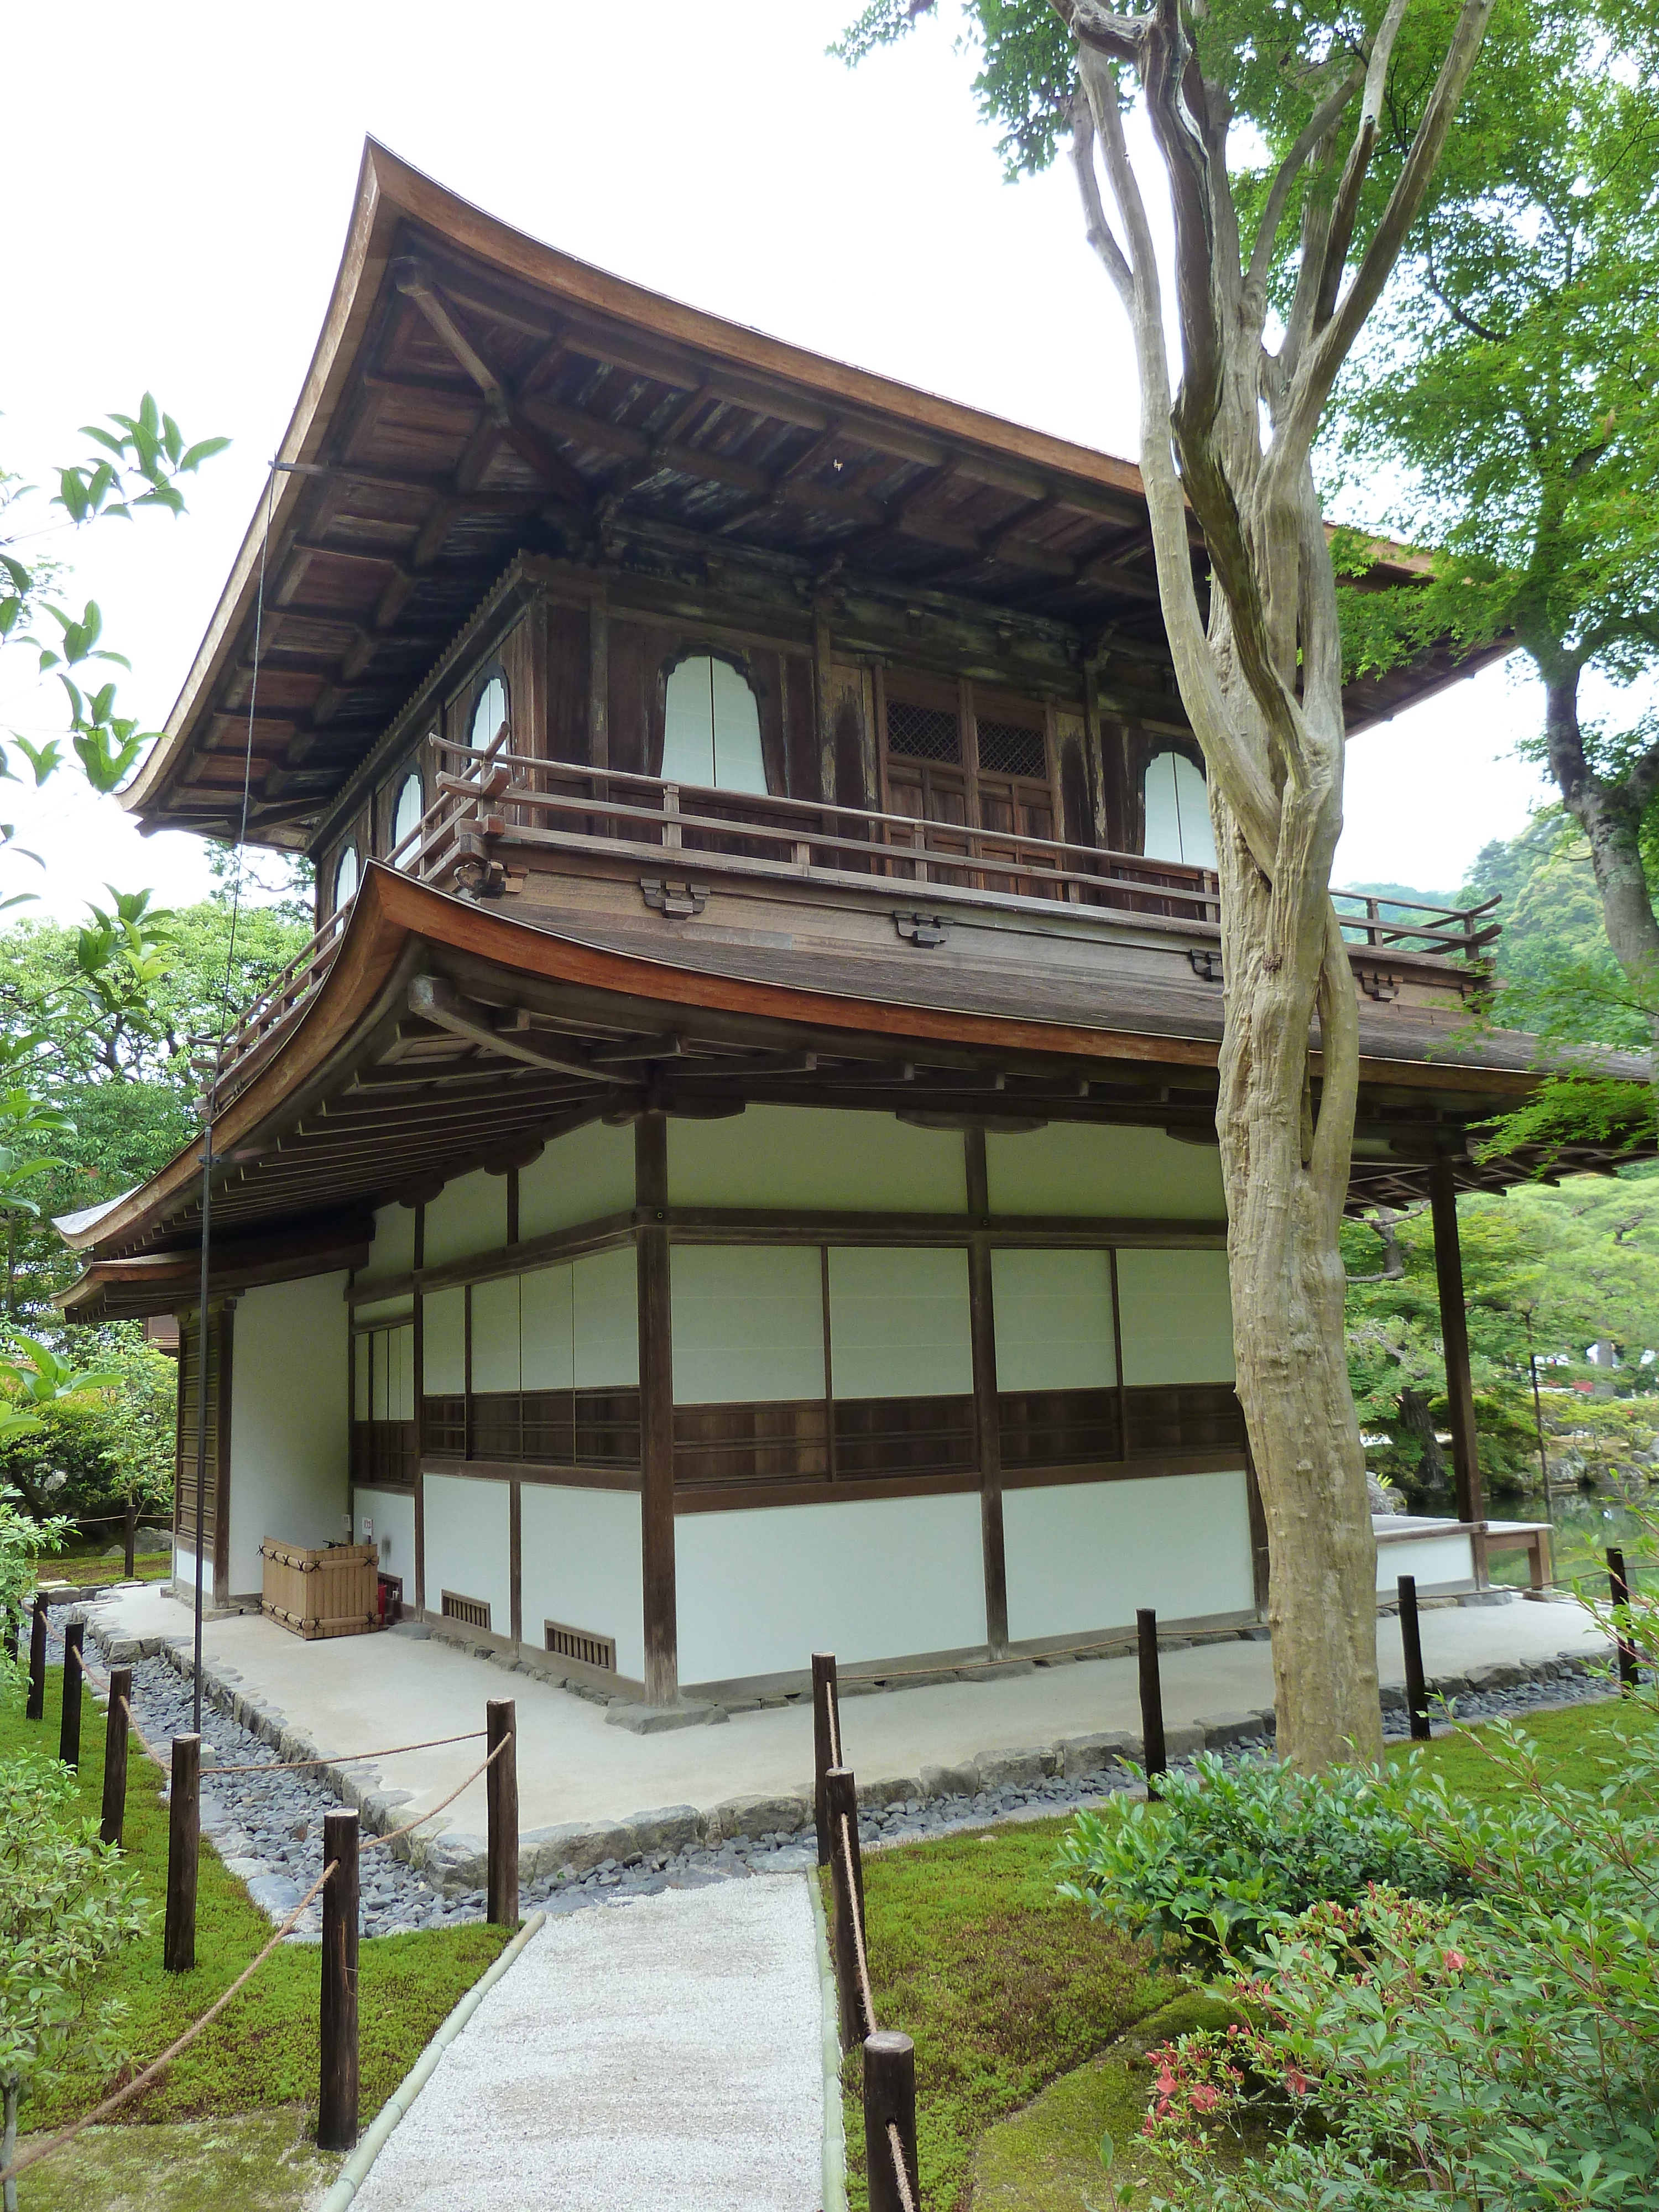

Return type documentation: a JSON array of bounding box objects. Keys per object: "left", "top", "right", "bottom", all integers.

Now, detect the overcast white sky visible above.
[{"left": 1, "top": 0, "right": 1554, "bottom": 922}]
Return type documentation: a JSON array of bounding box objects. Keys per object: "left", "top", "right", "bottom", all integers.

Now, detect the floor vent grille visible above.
[
  {"left": 441, "top": 1590, "right": 491, "bottom": 1631},
  {"left": 545, "top": 1619, "right": 617, "bottom": 1672}
]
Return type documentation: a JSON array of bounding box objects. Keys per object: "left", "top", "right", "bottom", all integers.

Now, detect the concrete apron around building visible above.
[{"left": 84, "top": 1582, "right": 1609, "bottom": 1895}]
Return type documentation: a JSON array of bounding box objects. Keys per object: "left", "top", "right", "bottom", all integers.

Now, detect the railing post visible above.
[
  {"left": 59, "top": 1622, "right": 84, "bottom": 1768},
  {"left": 319, "top": 1808, "right": 360, "bottom": 2152},
  {"left": 164, "top": 1734, "right": 201, "bottom": 1973},
  {"left": 812, "top": 1652, "right": 841, "bottom": 1869},
  {"left": 1397, "top": 1575, "right": 1431, "bottom": 1741},
  {"left": 662, "top": 782, "right": 682, "bottom": 851},
  {"left": 25, "top": 1593, "right": 47, "bottom": 1722},
  {"left": 1136, "top": 1608, "right": 1167, "bottom": 1798},
  {"left": 123, "top": 1502, "right": 136, "bottom": 1582},
  {"left": 486, "top": 1698, "right": 519, "bottom": 1927},
  {"left": 1608, "top": 1548, "right": 1640, "bottom": 1693},
  {"left": 101, "top": 1666, "right": 132, "bottom": 1848},
  {"left": 825, "top": 1766, "right": 870, "bottom": 2049},
  {"left": 864, "top": 2030, "right": 920, "bottom": 2212}
]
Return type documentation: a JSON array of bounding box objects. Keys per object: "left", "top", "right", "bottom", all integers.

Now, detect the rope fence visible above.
[{"left": 8, "top": 1621, "right": 526, "bottom": 2185}]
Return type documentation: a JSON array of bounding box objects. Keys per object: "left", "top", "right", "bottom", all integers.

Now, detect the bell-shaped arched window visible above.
[
  {"left": 469, "top": 673, "right": 508, "bottom": 753},
  {"left": 333, "top": 842, "right": 360, "bottom": 914},
  {"left": 661, "top": 656, "right": 767, "bottom": 795},
  {"left": 1142, "top": 750, "right": 1216, "bottom": 869},
  {"left": 392, "top": 769, "right": 424, "bottom": 855}
]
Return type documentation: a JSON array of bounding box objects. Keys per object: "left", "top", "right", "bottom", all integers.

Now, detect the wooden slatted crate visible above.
[{"left": 260, "top": 1540, "right": 378, "bottom": 1640}]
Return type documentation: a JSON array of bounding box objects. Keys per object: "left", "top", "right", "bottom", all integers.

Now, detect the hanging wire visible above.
[{"left": 191, "top": 461, "right": 279, "bottom": 1731}]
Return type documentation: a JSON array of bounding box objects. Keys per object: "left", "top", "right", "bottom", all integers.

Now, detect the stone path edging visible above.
[{"left": 82, "top": 1605, "right": 1612, "bottom": 1898}]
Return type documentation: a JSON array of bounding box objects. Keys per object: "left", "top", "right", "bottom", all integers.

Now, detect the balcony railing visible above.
[{"left": 202, "top": 734, "right": 1500, "bottom": 1107}]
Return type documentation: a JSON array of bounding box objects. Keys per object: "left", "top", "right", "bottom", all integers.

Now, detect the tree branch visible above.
[
  {"left": 1244, "top": 60, "right": 1366, "bottom": 317},
  {"left": 1311, "top": 0, "right": 1414, "bottom": 334},
  {"left": 1059, "top": 0, "right": 1149, "bottom": 64},
  {"left": 1067, "top": 94, "right": 1133, "bottom": 307}
]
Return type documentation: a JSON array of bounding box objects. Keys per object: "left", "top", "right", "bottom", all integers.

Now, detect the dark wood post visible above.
[
  {"left": 864, "top": 2030, "right": 919, "bottom": 2212},
  {"left": 59, "top": 1621, "right": 84, "bottom": 1768},
  {"left": 966, "top": 1131, "right": 1009, "bottom": 1663},
  {"left": 486, "top": 1698, "right": 519, "bottom": 1926},
  {"left": 635, "top": 1114, "right": 679, "bottom": 1709},
  {"left": 123, "top": 1502, "right": 136, "bottom": 1582},
  {"left": 25, "top": 1593, "right": 47, "bottom": 1721},
  {"left": 1136, "top": 1608, "right": 1167, "bottom": 1796},
  {"left": 101, "top": 1666, "right": 132, "bottom": 1847},
  {"left": 1429, "top": 1156, "right": 1487, "bottom": 1564},
  {"left": 163, "top": 1734, "right": 201, "bottom": 1973},
  {"left": 825, "top": 1766, "right": 870, "bottom": 2049},
  {"left": 1608, "top": 1548, "right": 1640, "bottom": 1693},
  {"left": 1397, "top": 1576, "right": 1431, "bottom": 1741},
  {"left": 319, "top": 1808, "right": 360, "bottom": 2153},
  {"left": 812, "top": 1652, "right": 842, "bottom": 1868}
]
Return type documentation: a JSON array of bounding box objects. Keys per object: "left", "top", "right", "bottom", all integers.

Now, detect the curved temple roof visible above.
[{"left": 127, "top": 139, "right": 1500, "bottom": 855}]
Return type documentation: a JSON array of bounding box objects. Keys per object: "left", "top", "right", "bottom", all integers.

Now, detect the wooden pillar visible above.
[
  {"left": 1428, "top": 1155, "right": 1486, "bottom": 1571},
  {"left": 318, "top": 1808, "right": 360, "bottom": 2152},
  {"left": 813, "top": 597, "right": 836, "bottom": 804},
  {"left": 587, "top": 586, "right": 609, "bottom": 770},
  {"left": 965, "top": 1130, "right": 1009, "bottom": 1660},
  {"left": 635, "top": 1113, "right": 679, "bottom": 1707}
]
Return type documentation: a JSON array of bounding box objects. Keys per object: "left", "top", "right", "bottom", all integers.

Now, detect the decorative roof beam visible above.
[{"left": 406, "top": 976, "right": 636, "bottom": 1086}]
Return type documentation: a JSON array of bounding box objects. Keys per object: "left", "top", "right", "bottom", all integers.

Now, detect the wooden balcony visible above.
[{"left": 205, "top": 735, "right": 1500, "bottom": 1109}]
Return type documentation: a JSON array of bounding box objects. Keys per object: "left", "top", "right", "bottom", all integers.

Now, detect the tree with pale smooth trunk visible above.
[{"left": 839, "top": 0, "right": 1499, "bottom": 1766}]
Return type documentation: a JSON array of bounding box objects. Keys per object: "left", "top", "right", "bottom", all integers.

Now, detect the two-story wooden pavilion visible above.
[{"left": 55, "top": 144, "right": 1604, "bottom": 1706}]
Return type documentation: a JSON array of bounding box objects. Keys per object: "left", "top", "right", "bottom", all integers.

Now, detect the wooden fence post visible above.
[
  {"left": 101, "top": 1666, "right": 132, "bottom": 1848},
  {"left": 163, "top": 1734, "right": 200, "bottom": 1973},
  {"left": 319, "top": 1808, "right": 360, "bottom": 2152},
  {"left": 826, "top": 1765, "right": 871, "bottom": 2049},
  {"left": 123, "top": 1503, "right": 136, "bottom": 1583},
  {"left": 1397, "top": 1575, "right": 1431, "bottom": 1740},
  {"left": 864, "top": 2030, "right": 920, "bottom": 2212},
  {"left": 1608, "top": 1548, "right": 1640, "bottom": 1693},
  {"left": 486, "top": 1699, "right": 519, "bottom": 1927},
  {"left": 25, "top": 1594, "right": 47, "bottom": 1722},
  {"left": 812, "top": 1652, "right": 841, "bottom": 1869},
  {"left": 1136, "top": 1608, "right": 1167, "bottom": 1798},
  {"left": 59, "top": 1623, "right": 84, "bottom": 1768}
]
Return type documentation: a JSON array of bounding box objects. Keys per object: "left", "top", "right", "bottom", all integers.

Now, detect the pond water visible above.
[{"left": 1489, "top": 1486, "right": 1658, "bottom": 1593}]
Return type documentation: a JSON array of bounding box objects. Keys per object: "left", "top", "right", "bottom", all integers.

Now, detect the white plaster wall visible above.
[
  {"left": 422, "top": 1473, "right": 513, "bottom": 1632},
  {"left": 424, "top": 1168, "right": 508, "bottom": 1270},
  {"left": 670, "top": 1106, "right": 967, "bottom": 1212},
  {"left": 351, "top": 1486, "right": 416, "bottom": 1593},
  {"left": 521, "top": 1264, "right": 576, "bottom": 1390},
  {"left": 1375, "top": 1532, "right": 1473, "bottom": 1593},
  {"left": 575, "top": 1248, "right": 638, "bottom": 1387},
  {"left": 671, "top": 1245, "right": 825, "bottom": 1404},
  {"left": 992, "top": 1249, "right": 1115, "bottom": 1390},
  {"left": 675, "top": 1491, "right": 988, "bottom": 1684},
  {"left": 471, "top": 1276, "right": 521, "bottom": 1393},
  {"left": 519, "top": 1121, "right": 636, "bottom": 1240},
  {"left": 422, "top": 1284, "right": 466, "bottom": 1395},
  {"left": 828, "top": 1247, "right": 972, "bottom": 1398},
  {"left": 355, "top": 1203, "right": 417, "bottom": 1290},
  {"left": 226, "top": 1272, "right": 351, "bottom": 1599},
  {"left": 1003, "top": 1470, "right": 1254, "bottom": 1642},
  {"left": 1116, "top": 1249, "right": 1235, "bottom": 1385},
  {"left": 519, "top": 1485, "right": 645, "bottom": 1681},
  {"left": 987, "top": 1124, "right": 1225, "bottom": 1219}
]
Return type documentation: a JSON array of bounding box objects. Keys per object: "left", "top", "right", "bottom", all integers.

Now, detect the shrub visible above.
[{"left": 1055, "top": 1752, "right": 1458, "bottom": 1960}]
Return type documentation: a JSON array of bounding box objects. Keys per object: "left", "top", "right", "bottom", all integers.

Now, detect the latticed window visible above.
[
  {"left": 975, "top": 719, "right": 1047, "bottom": 779},
  {"left": 886, "top": 700, "right": 961, "bottom": 764}
]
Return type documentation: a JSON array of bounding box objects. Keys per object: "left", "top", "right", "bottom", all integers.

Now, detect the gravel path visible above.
[{"left": 352, "top": 1876, "right": 823, "bottom": 2212}]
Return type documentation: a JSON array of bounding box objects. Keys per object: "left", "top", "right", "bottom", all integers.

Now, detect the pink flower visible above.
[
  {"left": 1190, "top": 2085, "right": 1220, "bottom": 2113},
  {"left": 1443, "top": 1949, "right": 1466, "bottom": 1973},
  {"left": 1285, "top": 2067, "right": 1311, "bottom": 2098}
]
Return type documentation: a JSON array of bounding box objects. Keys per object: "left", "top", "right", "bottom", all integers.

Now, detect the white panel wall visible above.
[
  {"left": 519, "top": 1121, "right": 636, "bottom": 1240},
  {"left": 671, "top": 1245, "right": 825, "bottom": 1404},
  {"left": 828, "top": 1247, "right": 972, "bottom": 1398},
  {"left": 519, "top": 1485, "right": 645, "bottom": 1682},
  {"left": 670, "top": 1107, "right": 967, "bottom": 1212},
  {"left": 676, "top": 1492, "right": 987, "bottom": 1684},
  {"left": 424, "top": 1169, "right": 508, "bottom": 1270},
  {"left": 522, "top": 1265, "right": 576, "bottom": 1390},
  {"left": 226, "top": 1272, "right": 351, "bottom": 1599},
  {"left": 1116, "top": 1249, "right": 1234, "bottom": 1384},
  {"left": 992, "top": 1249, "right": 1116, "bottom": 1389},
  {"left": 356, "top": 1203, "right": 417, "bottom": 1290},
  {"left": 422, "top": 1472, "right": 513, "bottom": 1631},
  {"left": 1375, "top": 1531, "right": 1473, "bottom": 1593},
  {"left": 422, "top": 1284, "right": 466, "bottom": 1395},
  {"left": 471, "top": 1276, "right": 521, "bottom": 1393},
  {"left": 351, "top": 1485, "right": 416, "bottom": 1592},
  {"left": 987, "top": 1125, "right": 1225, "bottom": 1219},
  {"left": 575, "top": 1248, "right": 638, "bottom": 1387},
  {"left": 1004, "top": 1470, "right": 1253, "bottom": 1641}
]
